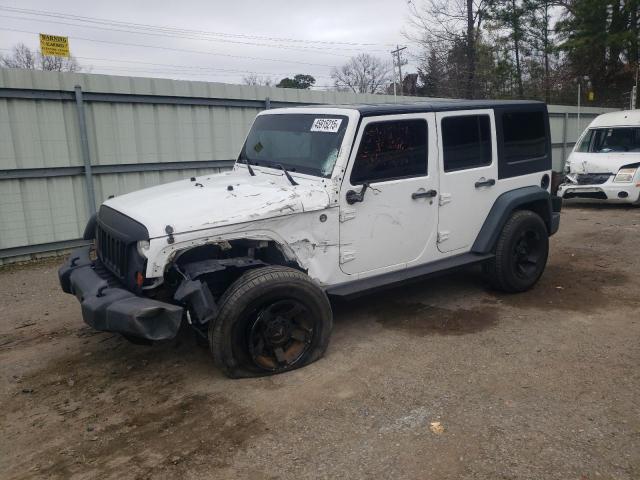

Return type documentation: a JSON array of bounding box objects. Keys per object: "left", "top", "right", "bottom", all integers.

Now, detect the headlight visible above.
[
  {"left": 137, "top": 240, "right": 150, "bottom": 257},
  {"left": 613, "top": 168, "right": 637, "bottom": 183}
]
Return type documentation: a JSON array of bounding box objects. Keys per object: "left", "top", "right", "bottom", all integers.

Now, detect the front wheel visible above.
[
  {"left": 209, "top": 266, "right": 332, "bottom": 378},
  {"left": 483, "top": 210, "right": 549, "bottom": 293}
]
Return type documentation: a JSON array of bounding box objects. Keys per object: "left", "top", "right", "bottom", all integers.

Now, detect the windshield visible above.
[
  {"left": 239, "top": 114, "right": 349, "bottom": 177},
  {"left": 577, "top": 127, "right": 640, "bottom": 153}
]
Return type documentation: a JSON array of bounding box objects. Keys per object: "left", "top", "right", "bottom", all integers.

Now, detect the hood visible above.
[
  {"left": 567, "top": 152, "right": 640, "bottom": 174},
  {"left": 103, "top": 169, "right": 330, "bottom": 238}
]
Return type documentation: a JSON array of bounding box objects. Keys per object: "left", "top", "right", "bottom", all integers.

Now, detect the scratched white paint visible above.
[{"left": 101, "top": 105, "right": 553, "bottom": 289}]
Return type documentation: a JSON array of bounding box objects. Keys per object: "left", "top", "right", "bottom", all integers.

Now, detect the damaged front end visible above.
[
  {"left": 59, "top": 224, "right": 305, "bottom": 343},
  {"left": 558, "top": 166, "right": 640, "bottom": 202},
  {"left": 163, "top": 239, "right": 303, "bottom": 339},
  {"left": 58, "top": 207, "right": 185, "bottom": 342},
  {"left": 59, "top": 246, "right": 184, "bottom": 341},
  {"left": 172, "top": 257, "right": 267, "bottom": 340}
]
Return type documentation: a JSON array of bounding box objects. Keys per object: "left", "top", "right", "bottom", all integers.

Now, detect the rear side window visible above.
[
  {"left": 442, "top": 115, "right": 492, "bottom": 172},
  {"left": 350, "top": 119, "right": 427, "bottom": 184},
  {"left": 502, "top": 111, "right": 547, "bottom": 161}
]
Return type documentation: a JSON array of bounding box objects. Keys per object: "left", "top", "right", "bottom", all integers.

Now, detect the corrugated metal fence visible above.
[{"left": 0, "top": 68, "right": 613, "bottom": 263}]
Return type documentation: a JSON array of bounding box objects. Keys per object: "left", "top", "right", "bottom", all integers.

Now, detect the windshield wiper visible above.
[
  {"left": 276, "top": 164, "right": 298, "bottom": 186},
  {"left": 241, "top": 158, "right": 256, "bottom": 176}
]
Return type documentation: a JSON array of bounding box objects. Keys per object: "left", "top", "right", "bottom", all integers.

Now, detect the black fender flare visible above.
[{"left": 471, "top": 186, "right": 556, "bottom": 254}]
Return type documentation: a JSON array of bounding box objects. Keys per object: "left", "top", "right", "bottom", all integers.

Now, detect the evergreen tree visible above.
[
  {"left": 417, "top": 49, "right": 441, "bottom": 97},
  {"left": 487, "top": 0, "right": 527, "bottom": 97}
]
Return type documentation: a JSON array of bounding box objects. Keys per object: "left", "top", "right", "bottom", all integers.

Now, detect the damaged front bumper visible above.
[
  {"left": 58, "top": 246, "right": 183, "bottom": 341},
  {"left": 557, "top": 181, "right": 640, "bottom": 204}
]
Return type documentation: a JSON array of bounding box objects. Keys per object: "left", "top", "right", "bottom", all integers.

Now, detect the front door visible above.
[
  {"left": 435, "top": 109, "right": 499, "bottom": 253},
  {"left": 339, "top": 114, "right": 439, "bottom": 275}
]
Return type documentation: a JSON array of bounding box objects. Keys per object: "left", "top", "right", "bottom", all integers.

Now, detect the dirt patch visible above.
[
  {"left": 33, "top": 393, "right": 261, "bottom": 479},
  {"left": 373, "top": 301, "right": 498, "bottom": 336},
  {"left": 0, "top": 325, "right": 81, "bottom": 351},
  {"left": 0, "top": 254, "right": 68, "bottom": 273},
  {"left": 491, "top": 259, "right": 633, "bottom": 312},
  {"left": 2, "top": 204, "right": 640, "bottom": 480},
  {"left": 1, "top": 338, "right": 263, "bottom": 480}
]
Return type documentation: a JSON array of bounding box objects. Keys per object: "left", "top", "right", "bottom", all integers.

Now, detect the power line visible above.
[
  {"left": 0, "top": 47, "right": 332, "bottom": 78},
  {"left": 0, "top": 27, "right": 339, "bottom": 68},
  {"left": 0, "top": 5, "right": 395, "bottom": 49},
  {"left": 0, "top": 13, "right": 370, "bottom": 58},
  {"left": 87, "top": 64, "right": 333, "bottom": 80},
  {"left": 0, "top": 48, "right": 334, "bottom": 84}
]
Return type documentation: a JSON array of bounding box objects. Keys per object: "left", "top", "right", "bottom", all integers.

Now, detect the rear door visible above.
[
  {"left": 435, "top": 110, "right": 498, "bottom": 253},
  {"left": 339, "top": 113, "right": 439, "bottom": 275}
]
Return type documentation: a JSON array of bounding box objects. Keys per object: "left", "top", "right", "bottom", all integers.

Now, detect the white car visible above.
[
  {"left": 59, "top": 101, "right": 561, "bottom": 378},
  {"left": 558, "top": 110, "right": 640, "bottom": 204}
]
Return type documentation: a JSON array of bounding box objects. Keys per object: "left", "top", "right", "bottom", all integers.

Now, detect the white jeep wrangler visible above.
[{"left": 59, "top": 100, "right": 561, "bottom": 378}]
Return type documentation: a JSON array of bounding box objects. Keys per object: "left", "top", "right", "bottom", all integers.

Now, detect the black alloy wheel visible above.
[
  {"left": 512, "top": 229, "right": 544, "bottom": 280},
  {"left": 247, "top": 299, "right": 314, "bottom": 371},
  {"left": 209, "top": 266, "right": 332, "bottom": 378},
  {"left": 484, "top": 210, "right": 549, "bottom": 293}
]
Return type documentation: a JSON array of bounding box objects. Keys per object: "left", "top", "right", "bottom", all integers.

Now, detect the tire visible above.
[
  {"left": 483, "top": 210, "right": 549, "bottom": 293},
  {"left": 209, "top": 266, "right": 333, "bottom": 378}
]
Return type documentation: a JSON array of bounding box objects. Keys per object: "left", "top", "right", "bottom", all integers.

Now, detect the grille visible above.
[
  {"left": 96, "top": 225, "right": 128, "bottom": 278},
  {"left": 575, "top": 173, "right": 611, "bottom": 185},
  {"left": 93, "top": 259, "right": 124, "bottom": 288},
  {"left": 564, "top": 191, "right": 608, "bottom": 200}
]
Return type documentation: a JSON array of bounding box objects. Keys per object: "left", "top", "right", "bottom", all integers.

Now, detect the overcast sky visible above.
[{"left": 0, "top": 0, "right": 416, "bottom": 87}]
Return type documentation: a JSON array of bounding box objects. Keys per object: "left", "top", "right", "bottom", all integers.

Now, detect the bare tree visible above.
[
  {"left": 0, "top": 43, "right": 37, "bottom": 69},
  {"left": 0, "top": 43, "right": 82, "bottom": 72},
  {"left": 242, "top": 73, "right": 274, "bottom": 87},
  {"left": 525, "top": 0, "right": 555, "bottom": 103},
  {"left": 331, "top": 54, "right": 392, "bottom": 94},
  {"left": 405, "top": 0, "right": 488, "bottom": 98}
]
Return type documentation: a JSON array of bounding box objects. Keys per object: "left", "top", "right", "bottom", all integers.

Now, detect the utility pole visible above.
[
  {"left": 633, "top": 64, "right": 639, "bottom": 110},
  {"left": 576, "top": 75, "right": 588, "bottom": 130},
  {"left": 577, "top": 81, "right": 581, "bottom": 127},
  {"left": 391, "top": 45, "right": 407, "bottom": 97}
]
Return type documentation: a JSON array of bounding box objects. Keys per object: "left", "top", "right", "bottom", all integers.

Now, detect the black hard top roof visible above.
[{"left": 302, "top": 99, "right": 545, "bottom": 117}]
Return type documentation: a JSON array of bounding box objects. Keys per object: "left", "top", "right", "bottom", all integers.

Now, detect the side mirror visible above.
[{"left": 346, "top": 183, "right": 369, "bottom": 205}]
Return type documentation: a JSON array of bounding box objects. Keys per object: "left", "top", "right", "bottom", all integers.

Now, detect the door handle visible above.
[
  {"left": 475, "top": 178, "right": 496, "bottom": 188},
  {"left": 412, "top": 189, "right": 437, "bottom": 199}
]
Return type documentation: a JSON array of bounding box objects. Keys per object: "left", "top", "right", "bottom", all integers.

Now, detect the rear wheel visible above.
[
  {"left": 209, "top": 266, "right": 332, "bottom": 378},
  {"left": 484, "top": 210, "right": 549, "bottom": 293}
]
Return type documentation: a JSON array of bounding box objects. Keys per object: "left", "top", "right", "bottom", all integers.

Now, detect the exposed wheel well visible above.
[{"left": 165, "top": 239, "right": 305, "bottom": 300}]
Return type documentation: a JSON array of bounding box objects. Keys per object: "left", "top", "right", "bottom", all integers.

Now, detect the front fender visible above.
[{"left": 143, "top": 229, "right": 304, "bottom": 278}]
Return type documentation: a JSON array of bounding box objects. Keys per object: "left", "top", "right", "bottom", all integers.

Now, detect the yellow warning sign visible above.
[
  {"left": 588, "top": 91, "right": 595, "bottom": 101},
  {"left": 39, "top": 34, "right": 69, "bottom": 58}
]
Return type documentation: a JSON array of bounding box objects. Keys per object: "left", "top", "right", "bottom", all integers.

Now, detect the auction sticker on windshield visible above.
[{"left": 311, "top": 118, "right": 343, "bottom": 133}]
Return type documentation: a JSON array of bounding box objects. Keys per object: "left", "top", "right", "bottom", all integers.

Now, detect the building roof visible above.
[
  {"left": 588, "top": 110, "right": 640, "bottom": 128},
  {"left": 306, "top": 99, "right": 545, "bottom": 117}
]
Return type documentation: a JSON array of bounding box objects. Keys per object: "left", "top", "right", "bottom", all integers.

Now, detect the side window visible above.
[
  {"left": 502, "top": 111, "right": 548, "bottom": 162},
  {"left": 576, "top": 129, "right": 594, "bottom": 152},
  {"left": 442, "top": 115, "right": 492, "bottom": 172},
  {"left": 350, "top": 119, "right": 427, "bottom": 184}
]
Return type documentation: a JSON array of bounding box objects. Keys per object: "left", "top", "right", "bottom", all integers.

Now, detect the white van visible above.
[{"left": 558, "top": 110, "right": 640, "bottom": 204}]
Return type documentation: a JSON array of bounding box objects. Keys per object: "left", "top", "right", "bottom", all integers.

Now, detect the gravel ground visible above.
[{"left": 1, "top": 203, "right": 639, "bottom": 480}]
